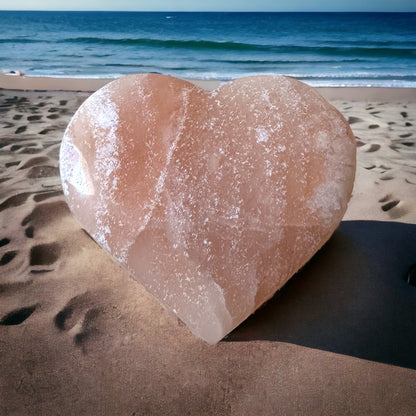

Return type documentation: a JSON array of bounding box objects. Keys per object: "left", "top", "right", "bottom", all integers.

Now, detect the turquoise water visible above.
[{"left": 1, "top": 11, "right": 415, "bottom": 86}]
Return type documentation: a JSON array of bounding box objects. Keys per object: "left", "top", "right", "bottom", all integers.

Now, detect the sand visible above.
[{"left": 0, "top": 75, "right": 415, "bottom": 415}]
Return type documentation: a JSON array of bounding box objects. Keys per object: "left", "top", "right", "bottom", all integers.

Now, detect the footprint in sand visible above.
[
  {"left": 378, "top": 194, "right": 409, "bottom": 219},
  {"left": 21, "top": 200, "right": 70, "bottom": 229},
  {"left": 27, "top": 115, "right": 42, "bottom": 121},
  {"left": 347, "top": 116, "right": 363, "bottom": 125},
  {"left": 379, "top": 195, "right": 400, "bottom": 211},
  {"left": 54, "top": 292, "right": 105, "bottom": 354},
  {"left": 19, "top": 145, "right": 44, "bottom": 154},
  {"left": 0, "top": 239, "right": 61, "bottom": 275},
  {"left": 0, "top": 250, "right": 18, "bottom": 265},
  {"left": 0, "top": 192, "right": 71, "bottom": 296},
  {"left": 22, "top": 206, "right": 63, "bottom": 274},
  {"left": 25, "top": 226, "right": 34, "bottom": 238},
  {"left": 0, "top": 304, "right": 38, "bottom": 326},
  {"left": 29, "top": 242, "right": 61, "bottom": 270},
  {"left": 0, "top": 190, "right": 64, "bottom": 214},
  {"left": 14, "top": 125, "right": 27, "bottom": 134},
  {"left": 33, "top": 191, "right": 63, "bottom": 203},
  {"left": 364, "top": 143, "right": 381, "bottom": 152},
  {"left": 0, "top": 192, "right": 33, "bottom": 212},
  {"left": 0, "top": 238, "right": 11, "bottom": 247},
  {"left": 39, "top": 128, "right": 56, "bottom": 135},
  {"left": 46, "top": 114, "right": 60, "bottom": 120},
  {"left": 5, "top": 161, "right": 21, "bottom": 168},
  {"left": 0, "top": 192, "right": 70, "bottom": 296},
  {"left": 19, "top": 156, "right": 50, "bottom": 170},
  {"left": 27, "top": 166, "right": 60, "bottom": 179}
]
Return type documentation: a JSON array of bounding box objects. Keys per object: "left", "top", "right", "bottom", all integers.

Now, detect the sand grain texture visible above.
[{"left": 0, "top": 83, "right": 415, "bottom": 415}]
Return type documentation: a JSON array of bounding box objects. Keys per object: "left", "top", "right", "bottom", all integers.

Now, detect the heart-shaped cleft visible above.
[{"left": 60, "top": 74, "right": 356, "bottom": 343}]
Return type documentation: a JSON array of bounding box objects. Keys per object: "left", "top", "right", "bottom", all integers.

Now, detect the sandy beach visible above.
[{"left": 0, "top": 74, "right": 415, "bottom": 415}]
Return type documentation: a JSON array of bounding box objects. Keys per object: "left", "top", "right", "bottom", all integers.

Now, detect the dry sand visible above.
[{"left": 0, "top": 75, "right": 415, "bottom": 415}]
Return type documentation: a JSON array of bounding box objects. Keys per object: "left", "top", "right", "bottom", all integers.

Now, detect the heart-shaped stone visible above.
[{"left": 60, "top": 74, "right": 355, "bottom": 343}]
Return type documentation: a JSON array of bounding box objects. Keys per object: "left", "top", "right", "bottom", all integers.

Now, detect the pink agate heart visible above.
[{"left": 60, "top": 74, "right": 356, "bottom": 343}]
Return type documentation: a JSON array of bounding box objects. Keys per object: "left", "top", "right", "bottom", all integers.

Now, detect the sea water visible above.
[{"left": 1, "top": 11, "right": 415, "bottom": 87}]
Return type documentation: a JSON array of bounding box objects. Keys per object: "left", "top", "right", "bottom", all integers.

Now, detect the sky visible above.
[{"left": 0, "top": 0, "right": 415, "bottom": 12}]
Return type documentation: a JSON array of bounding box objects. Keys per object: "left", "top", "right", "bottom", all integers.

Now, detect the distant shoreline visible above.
[{"left": 1, "top": 73, "right": 416, "bottom": 102}]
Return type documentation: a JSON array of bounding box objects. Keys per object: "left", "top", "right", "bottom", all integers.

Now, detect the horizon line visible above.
[{"left": 1, "top": 9, "right": 415, "bottom": 13}]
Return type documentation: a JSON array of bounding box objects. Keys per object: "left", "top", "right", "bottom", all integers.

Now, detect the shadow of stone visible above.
[{"left": 226, "top": 220, "right": 416, "bottom": 370}]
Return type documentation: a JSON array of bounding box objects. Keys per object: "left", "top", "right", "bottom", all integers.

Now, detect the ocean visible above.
[{"left": 1, "top": 11, "right": 415, "bottom": 87}]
